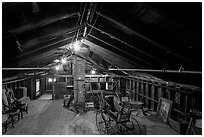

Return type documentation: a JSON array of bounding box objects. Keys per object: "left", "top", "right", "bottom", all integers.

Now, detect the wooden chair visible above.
[
  {"left": 96, "top": 93, "right": 141, "bottom": 134},
  {"left": 2, "top": 105, "right": 20, "bottom": 131},
  {"left": 2, "top": 111, "right": 9, "bottom": 133},
  {"left": 2, "top": 87, "right": 21, "bottom": 132},
  {"left": 5, "top": 88, "right": 28, "bottom": 119},
  {"left": 105, "top": 95, "right": 134, "bottom": 130}
]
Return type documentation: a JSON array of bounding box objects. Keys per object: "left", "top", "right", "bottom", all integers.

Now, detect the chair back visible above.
[
  {"left": 5, "top": 89, "right": 15, "bottom": 104},
  {"left": 8, "top": 89, "right": 16, "bottom": 100},
  {"left": 113, "top": 96, "right": 122, "bottom": 112},
  {"left": 104, "top": 95, "right": 116, "bottom": 112},
  {"left": 2, "top": 86, "right": 9, "bottom": 111}
]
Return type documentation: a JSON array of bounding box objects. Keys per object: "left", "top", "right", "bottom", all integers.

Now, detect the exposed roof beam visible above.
[
  {"left": 2, "top": 2, "right": 22, "bottom": 8},
  {"left": 96, "top": 12, "right": 201, "bottom": 69},
  {"left": 4, "top": 25, "right": 85, "bottom": 65},
  {"left": 87, "top": 23, "right": 169, "bottom": 66},
  {"left": 83, "top": 39, "right": 139, "bottom": 69},
  {"left": 17, "top": 50, "right": 59, "bottom": 68},
  {"left": 22, "top": 24, "right": 85, "bottom": 50},
  {"left": 87, "top": 34, "right": 156, "bottom": 68},
  {"left": 3, "top": 68, "right": 50, "bottom": 70},
  {"left": 109, "top": 68, "right": 202, "bottom": 75},
  {"left": 8, "top": 12, "right": 80, "bottom": 35},
  {"left": 3, "top": 78, "right": 29, "bottom": 85},
  {"left": 4, "top": 37, "right": 72, "bottom": 68},
  {"left": 88, "top": 3, "right": 98, "bottom": 23}
]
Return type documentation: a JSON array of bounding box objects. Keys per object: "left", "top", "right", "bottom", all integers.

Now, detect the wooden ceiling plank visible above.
[
  {"left": 8, "top": 12, "right": 80, "bottom": 35},
  {"left": 83, "top": 40, "right": 138, "bottom": 69},
  {"left": 88, "top": 23, "right": 169, "bottom": 66},
  {"left": 4, "top": 25, "right": 85, "bottom": 66},
  {"left": 96, "top": 11, "right": 201, "bottom": 69},
  {"left": 87, "top": 34, "right": 156, "bottom": 68}
]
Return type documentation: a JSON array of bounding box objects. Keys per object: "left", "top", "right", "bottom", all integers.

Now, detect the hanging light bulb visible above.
[
  {"left": 55, "top": 65, "right": 60, "bottom": 71},
  {"left": 73, "top": 41, "right": 81, "bottom": 51},
  {"left": 48, "top": 78, "right": 52, "bottom": 82},
  {"left": 61, "top": 58, "right": 66, "bottom": 64},
  {"left": 91, "top": 69, "right": 96, "bottom": 74}
]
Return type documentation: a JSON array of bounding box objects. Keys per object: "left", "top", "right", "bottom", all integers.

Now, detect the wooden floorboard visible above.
[
  {"left": 4, "top": 99, "right": 77, "bottom": 135},
  {"left": 3, "top": 99, "right": 179, "bottom": 135}
]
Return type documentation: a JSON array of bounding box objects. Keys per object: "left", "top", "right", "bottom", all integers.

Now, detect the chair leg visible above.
[
  {"left": 2, "top": 122, "right": 7, "bottom": 133},
  {"left": 18, "top": 113, "right": 20, "bottom": 121},
  {"left": 141, "top": 107, "right": 147, "bottom": 116},
  {"left": 11, "top": 115, "right": 14, "bottom": 128},
  {"left": 20, "top": 109, "right": 23, "bottom": 119},
  {"left": 5, "top": 122, "right": 7, "bottom": 133},
  {"left": 26, "top": 107, "right": 28, "bottom": 114}
]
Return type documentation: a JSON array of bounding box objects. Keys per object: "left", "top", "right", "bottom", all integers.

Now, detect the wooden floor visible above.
[
  {"left": 3, "top": 98, "right": 179, "bottom": 135},
  {"left": 38, "top": 93, "right": 52, "bottom": 100}
]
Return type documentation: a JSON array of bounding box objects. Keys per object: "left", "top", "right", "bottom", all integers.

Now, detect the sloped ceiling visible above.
[{"left": 2, "top": 2, "right": 202, "bottom": 87}]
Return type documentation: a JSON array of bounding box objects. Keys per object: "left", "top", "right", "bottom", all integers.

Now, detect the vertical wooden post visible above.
[
  {"left": 184, "top": 95, "right": 188, "bottom": 120},
  {"left": 151, "top": 85, "right": 155, "bottom": 110},
  {"left": 132, "top": 80, "right": 135, "bottom": 101},
  {"left": 118, "top": 79, "right": 120, "bottom": 92},
  {"left": 26, "top": 79, "right": 31, "bottom": 100},
  {"left": 136, "top": 81, "right": 139, "bottom": 101},
  {"left": 72, "top": 56, "right": 86, "bottom": 113},
  {"left": 30, "top": 77, "right": 35, "bottom": 100},
  {"left": 52, "top": 84, "right": 55, "bottom": 100},
  {"left": 40, "top": 77, "right": 45, "bottom": 96},
  {"left": 166, "top": 89, "right": 171, "bottom": 100},
  {"left": 158, "top": 87, "right": 162, "bottom": 101},
  {"left": 125, "top": 79, "right": 128, "bottom": 94},
  {"left": 126, "top": 79, "right": 129, "bottom": 97},
  {"left": 14, "top": 82, "right": 17, "bottom": 90},
  {"left": 140, "top": 82, "right": 144, "bottom": 102},
  {"left": 129, "top": 80, "right": 132, "bottom": 100},
  {"left": 145, "top": 83, "right": 149, "bottom": 108}
]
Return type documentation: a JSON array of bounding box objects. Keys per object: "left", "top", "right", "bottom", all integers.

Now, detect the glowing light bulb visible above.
[
  {"left": 55, "top": 66, "right": 60, "bottom": 71},
  {"left": 53, "top": 78, "right": 56, "bottom": 82},
  {"left": 48, "top": 78, "right": 52, "bottom": 82},
  {"left": 91, "top": 69, "right": 96, "bottom": 74},
  {"left": 73, "top": 41, "right": 80, "bottom": 51},
  {"left": 61, "top": 58, "right": 66, "bottom": 64}
]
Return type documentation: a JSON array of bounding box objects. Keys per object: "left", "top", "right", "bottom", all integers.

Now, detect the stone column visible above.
[{"left": 72, "top": 56, "right": 86, "bottom": 113}]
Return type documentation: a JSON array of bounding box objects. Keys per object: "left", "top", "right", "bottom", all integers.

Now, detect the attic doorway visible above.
[{"left": 38, "top": 77, "right": 53, "bottom": 100}]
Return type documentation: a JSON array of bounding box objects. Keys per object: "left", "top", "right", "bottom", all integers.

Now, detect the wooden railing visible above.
[{"left": 125, "top": 78, "right": 202, "bottom": 122}]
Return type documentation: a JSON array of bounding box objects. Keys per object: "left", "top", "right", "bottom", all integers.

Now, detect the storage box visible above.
[{"left": 169, "top": 117, "right": 188, "bottom": 135}]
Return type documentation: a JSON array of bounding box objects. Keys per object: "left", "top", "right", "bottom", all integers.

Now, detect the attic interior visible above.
[{"left": 2, "top": 2, "right": 202, "bottom": 135}]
